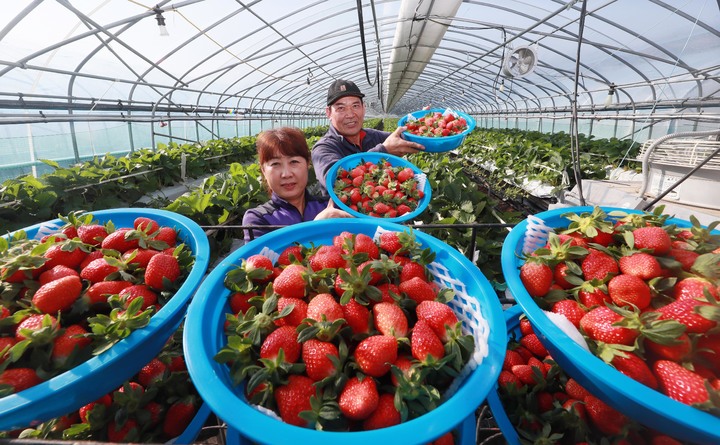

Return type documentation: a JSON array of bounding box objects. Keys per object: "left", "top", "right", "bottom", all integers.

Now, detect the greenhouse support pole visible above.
[{"left": 68, "top": 120, "right": 80, "bottom": 163}]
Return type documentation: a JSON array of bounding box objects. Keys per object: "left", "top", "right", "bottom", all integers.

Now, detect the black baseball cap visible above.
[{"left": 326, "top": 79, "right": 365, "bottom": 106}]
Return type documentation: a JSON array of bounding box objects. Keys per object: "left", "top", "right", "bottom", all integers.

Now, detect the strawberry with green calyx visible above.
[
  {"left": 373, "top": 302, "right": 409, "bottom": 338},
  {"left": 580, "top": 248, "right": 619, "bottom": 282},
  {"left": 308, "top": 245, "right": 347, "bottom": 272},
  {"left": 274, "top": 374, "right": 316, "bottom": 427},
  {"left": 362, "top": 391, "right": 402, "bottom": 430},
  {"left": 399, "top": 276, "right": 437, "bottom": 304},
  {"left": 143, "top": 253, "right": 181, "bottom": 291},
  {"left": 235, "top": 294, "right": 291, "bottom": 346},
  {"left": 519, "top": 257, "right": 553, "bottom": 298},
  {"left": 86, "top": 297, "right": 154, "bottom": 355},
  {"left": 561, "top": 207, "right": 617, "bottom": 246},
  {"left": 302, "top": 338, "right": 341, "bottom": 382},
  {"left": 390, "top": 357, "right": 441, "bottom": 421},
  {"left": 584, "top": 395, "right": 630, "bottom": 436},
  {"left": 84, "top": 280, "right": 132, "bottom": 308},
  {"left": 106, "top": 418, "right": 139, "bottom": 442},
  {"left": 353, "top": 335, "right": 398, "bottom": 377},
  {"left": 653, "top": 360, "right": 720, "bottom": 409},
  {"left": 335, "top": 264, "right": 382, "bottom": 306},
  {"left": 306, "top": 293, "right": 344, "bottom": 323},
  {"left": 80, "top": 255, "right": 134, "bottom": 284},
  {"left": 273, "top": 296, "right": 307, "bottom": 327},
  {"left": 273, "top": 264, "right": 309, "bottom": 299},
  {"left": 51, "top": 323, "right": 92, "bottom": 369},
  {"left": 338, "top": 375, "right": 379, "bottom": 421},
  {"left": 0, "top": 368, "right": 42, "bottom": 396},
  {"left": 277, "top": 244, "right": 305, "bottom": 266},
  {"left": 618, "top": 252, "right": 663, "bottom": 281},
  {"left": 575, "top": 280, "right": 611, "bottom": 308},
  {"left": 341, "top": 297, "right": 371, "bottom": 335},
  {"left": 607, "top": 273, "right": 652, "bottom": 310},
  {"left": 31, "top": 274, "right": 83, "bottom": 314},
  {"left": 627, "top": 226, "right": 672, "bottom": 256},
  {"left": 214, "top": 332, "right": 256, "bottom": 386}
]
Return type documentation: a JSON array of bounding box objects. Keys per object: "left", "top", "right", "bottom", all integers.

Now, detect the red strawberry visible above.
[
  {"left": 376, "top": 282, "right": 400, "bottom": 304},
  {"left": 107, "top": 419, "right": 139, "bottom": 442},
  {"left": 498, "top": 369, "right": 523, "bottom": 389},
  {"left": 416, "top": 300, "right": 459, "bottom": 342},
  {"left": 342, "top": 298, "right": 370, "bottom": 334},
  {"left": 373, "top": 302, "right": 408, "bottom": 338},
  {"left": 551, "top": 299, "right": 586, "bottom": 328},
  {"left": 362, "top": 392, "right": 401, "bottom": 430},
  {"left": 519, "top": 261, "right": 553, "bottom": 297},
  {"left": 562, "top": 398, "right": 587, "bottom": 422},
  {"left": 654, "top": 360, "right": 711, "bottom": 405},
  {"left": 15, "top": 313, "right": 59, "bottom": 340},
  {"left": 668, "top": 249, "right": 699, "bottom": 272},
  {"left": 400, "top": 261, "right": 427, "bottom": 282},
  {"left": 552, "top": 262, "right": 575, "bottom": 289},
  {"left": 101, "top": 228, "right": 140, "bottom": 253},
  {"left": 79, "top": 250, "right": 104, "bottom": 270},
  {"left": 411, "top": 319, "right": 445, "bottom": 362},
  {"left": 432, "top": 432, "right": 455, "bottom": 445},
  {"left": 578, "top": 283, "right": 611, "bottom": 308},
  {"left": 43, "top": 243, "right": 87, "bottom": 270},
  {"left": 85, "top": 280, "right": 132, "bottom": 306},
  {"left": 277, "top": 245, "right": 304, "bottom": 265},
  {"left": 579, "top": 306, "right": 638, "bottom": 345},
  {"left": 618, "top": 252, "right": 662, "bottom": 280},
  {"left": 656, "top": 298, "right": 717, "bottom": 334},
  {"left": 153, "top": 226, "right": 177, "bottom": 247},
  {"left": 144, "top": 253, "right": 180, "bottom": 290},
  {"left": 273, "top": 264, "right": 307, "bottom": 299},
  {"left": 354, "top": 335, "right": 398, "bottom": 377},
  {"left": 77, "top": 224, "right": 108, "bottom": 246},
  {"left": 633, "top": 226, "right": 672, "bottom": 255},
  {"left": 611, "top": 351, "right": 658, "bottom": 389},
  {"left": 399, "top": 276, "right": 436, "bottom": 304},
  {"left": 122, "top": 248, "right": 159, "bottom": 269},
  {"left": 229, "top": 291, "right": 257, "bottom": 315},
  {"left": 274, "top": 297, "right": 308, "bottom": 327},
  {"left": 502, "top": 349, "right": 525, "bottom": 371},
  {"left": 581, "top": 249, "right": 619, "bottom": 281},
  {"left": 133, "top": 217, "right": 160, "bottom": 234},
  {"left": 339, "top": 376, "right": 379, "bottom": 421},
  {"left": 672, "top": 277, "right": 718, "bottom": 302},
  {"left": 274, "top": 374, "right": 315, "bottom": 426},
  {"left": 379, "top": 231, "right": 404, "bottom": 255},
  {"left": 38, "top": 264, "right": 79, "bottom": 286},
  {"left": 80, "top": 257, "right": 120, "bottom": 283},
  {"left": 244, "top": 254, "right": 275, "bottom": 283},
  {"left": 138, "top": 358, "right": 168, "bottom": 387},
  {"left": 352, "top": 233, "right": 380, "bottom": 259},
  {"left": 651, "top": 436, "right": 683, "bottom": 445},
  {"left": 0, "top": 337, "right": 17, "bottom": 364},
  {"left": 163, "top": 397, "right": 198, "bottom": 437},
  {"left": 519, "top": 333, "right": 548, "bottom": 358},
  {"left": 51, "top": 323, "right": 91, "bottom": 366},
  {"left": 119, "top": 284, "right": 158, "bottom": 310},
  {"left": 32, "top": 275, "right": 82, "bottom": 314},
  {"left": 607, "top": 273, "right": 651, "bottom": 309},
  {"left": 511, "top": 364, "right": 541, "bottom": 385},
  {"left": 565, "top": 378, "right": 591, "bottom": 402},
  {"left": 695, "top": 333, "right": 720, "bottom": 372},
  {"left": 645, "top": 333, "right": 691, "bottom": 362},
  {"left": 0, "top": 368, "right": 42, "bottom": 393},
  {"left": 260, "top": 325, "right": 300, "bottom": 363},
  {"left": 302, "top": 339, "right": 339, "bottom": 381},
  {"left": 585, "top": 395, "right": 629, "bottom": 435},
  {"left": 519, "top": 318, "right": 534, "bottom": 336},
  {"left": 307, "top": 293, "right": 344, "bottom": 322},
  {"left": 78, "top": 394, "right": 112, "bottom": 423}
]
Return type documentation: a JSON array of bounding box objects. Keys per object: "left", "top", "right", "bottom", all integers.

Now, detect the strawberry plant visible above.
[
  {"left": 0, "top": 211, "right": 196, "bottom": 397},
  {"left": 330, "top": 157, "right": 426, "bottom": 218},
  {"left": 214, "top": 229, "right": 476, "bottom": 432},
  {"left": 6, "top": 325, "right": 203, "bottom": 443},
  {"left": 513, "top": 206, "right": 720, "bottom": 418}
]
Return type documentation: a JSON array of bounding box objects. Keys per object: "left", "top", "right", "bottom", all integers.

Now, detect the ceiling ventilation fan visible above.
[{"left": 501, "top": 45, "right": 538, "bottom": 79}]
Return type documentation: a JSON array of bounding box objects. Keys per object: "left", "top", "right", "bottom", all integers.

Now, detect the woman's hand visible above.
[{"left": 315, "top": 200, "right": 353, "bottom": 220}]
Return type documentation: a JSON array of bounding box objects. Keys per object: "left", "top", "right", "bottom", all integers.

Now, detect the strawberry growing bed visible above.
[
  {"left": 501, "top": 206, "right": 720, "bottom": 444},
  {"left": 0, "top": 208, "right": 210, "bottom": 431}
]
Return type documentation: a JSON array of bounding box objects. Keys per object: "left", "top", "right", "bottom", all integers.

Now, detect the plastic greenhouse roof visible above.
[{"left": 0, "top": 0, "right": 718, "bottom": 122}]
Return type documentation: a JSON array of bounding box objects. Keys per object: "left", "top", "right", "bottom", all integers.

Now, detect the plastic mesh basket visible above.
[
  {"left": 501, "top": 205, "right": 720, "bottom": 445},
  {"left": 397, "top": 108, "right": 477, "bottom": 153},
  {"left": 184, "top": 218, "right": 506, "bottom": 445},
  {"left": 325, "top": 152, "right": 432, "bottom": 223},
  {"left": 0, "top": 208, "right": 210, "bottom": 431}
]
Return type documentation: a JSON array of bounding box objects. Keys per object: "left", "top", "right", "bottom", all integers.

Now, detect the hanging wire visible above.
[
  {"left": 356, "top": 0, "right": 384, "bottom": 110},
  {"left": 569, "top": 0, "right": 588, "bottom": 206}
]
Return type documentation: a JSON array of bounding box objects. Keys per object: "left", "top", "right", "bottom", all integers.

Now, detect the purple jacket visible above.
[
  {"left": 311, "top": 125, "right": 391, "bottom": 194},
  {"left": 242, "top": 191, "right": 329, "bottom": 241}
]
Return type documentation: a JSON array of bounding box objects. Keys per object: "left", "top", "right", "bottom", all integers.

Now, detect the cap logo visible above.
[{"left": 340, "top": 85, "right": 347, "bottom": 92}]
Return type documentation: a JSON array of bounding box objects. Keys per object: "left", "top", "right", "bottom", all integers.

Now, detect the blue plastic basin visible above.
[
  {"left": 0, "top": 208, "right": 210, "bottom": 430},
  {"left": 397, "top": 108, "right": 476, "bottom": 153}
]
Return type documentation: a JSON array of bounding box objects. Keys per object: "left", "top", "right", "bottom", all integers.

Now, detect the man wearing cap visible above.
[{"left": 311, "top": 79, "right": 425, "bottom": 194}]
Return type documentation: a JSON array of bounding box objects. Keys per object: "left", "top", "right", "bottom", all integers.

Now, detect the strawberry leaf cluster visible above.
[
  {"left": 517, "top": 206, "right": 720, "bottom": 417},
  {"left": 332, "top": 158, "right": 425, "bottom": 218},
  {"left": 0, "top": 211, "right": 194, "bottom": 398},
  {"left": 215, "top": 229, "right": 475, "bottom": 432}
]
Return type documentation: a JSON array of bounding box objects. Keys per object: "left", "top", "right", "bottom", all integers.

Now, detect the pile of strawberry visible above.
[
  {"left": 405, "top": 111, "right": 468, "bottom": 138},
  {"left": 5, "top": 326, "right": 201, "bottom": 442},
  {"left": 215, "top": 229, "right": 475, "bottom": 438},
  {"left": 516, "top": 206, "right": 720, "bottom": 417},
  {"left": 332, "top": 158, "right": 425, "bottom": 218},
  {"left": 497, "top": 313, "right": 690, "bottom": 444},
  {"left": 0, "top": 211, "right": 195, "bottom": 398}
]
